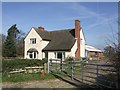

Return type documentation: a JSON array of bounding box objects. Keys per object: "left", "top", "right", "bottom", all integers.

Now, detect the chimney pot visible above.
[{"left": 38, "top": 27, "right": 45, "bottom": 30}]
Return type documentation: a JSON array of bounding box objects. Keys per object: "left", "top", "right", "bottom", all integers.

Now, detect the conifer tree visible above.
[{"left": 3, "top": 24, "right": 20, "bottom": 57}]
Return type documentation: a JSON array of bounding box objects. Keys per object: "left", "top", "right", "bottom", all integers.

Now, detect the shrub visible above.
[
  {"left": 81, "top": 57, "right": 87, "bottom": 60},
  {"left": 65, "top": 56, "right": 74, "bottom": 62},
  {"left": 2, "top": 59, "right": 47, "bottom": 73},
  {"left": 42, "top": 58, "right": 48, "bottom": 64}
]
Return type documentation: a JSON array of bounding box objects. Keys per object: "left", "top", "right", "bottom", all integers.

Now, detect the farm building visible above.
[{"left": 85, "top": 45, "right": 104, "bottom": 60}]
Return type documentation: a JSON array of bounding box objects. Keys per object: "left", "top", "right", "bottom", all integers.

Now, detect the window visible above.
[
  {"left": 57, "top": 52, "right": 62, "bottom": 59},
  {"left": 30, "top": 38, "right": 36, "bottom": 44},
  {"left": 54, "top": 52, "right": 56, "bottom": 58},
  {"left": 63, "top": 52, "right": 65, "bottom": 59},
  {"left": 29, "top": 52, "right": 37, "bottom": 59},
  {"left": 29, "top": 52, "right": 33, "bottom": 58},
  {"left": 54, "top": 52, "right": 65, "bottom": 60}
]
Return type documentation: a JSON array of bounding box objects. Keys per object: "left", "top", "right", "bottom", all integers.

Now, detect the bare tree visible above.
[{"left": 103, "top": 22, "right": 120, "bottom": 89}]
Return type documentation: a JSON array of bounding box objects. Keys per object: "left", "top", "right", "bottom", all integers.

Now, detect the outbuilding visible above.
[{"left": 85, "top": 45, "right": 104, "bottom": 60}]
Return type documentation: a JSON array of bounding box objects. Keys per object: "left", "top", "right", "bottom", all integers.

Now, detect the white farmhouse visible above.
[{"left": 24, "top": 20, "right": 85, "bottom": 61}]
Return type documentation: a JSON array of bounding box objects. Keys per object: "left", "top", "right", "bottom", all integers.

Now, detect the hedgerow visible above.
[{"left": 2, "top": 58, "right": 47, "bottom": 72}]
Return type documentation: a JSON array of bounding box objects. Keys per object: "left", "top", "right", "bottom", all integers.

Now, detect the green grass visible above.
[
  {"left": 88, "top": 60, "right": 100, "bottom": 63},
  {"left": 2, "top": 72, "right": 55, "bottom": 83}
]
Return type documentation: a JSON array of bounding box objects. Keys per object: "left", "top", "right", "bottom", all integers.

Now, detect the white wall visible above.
[
  {"left": 48, "top": 52, "right": 55, "bottom": 60},
  {"left": 80, "top": 28, "right": 85, "bottom": 58},
  {"left": 63, "top": 40, "right": 77, "bottom": 59},
  {"left": 24, "top": 28, "right": 49, "bottom": 59}
]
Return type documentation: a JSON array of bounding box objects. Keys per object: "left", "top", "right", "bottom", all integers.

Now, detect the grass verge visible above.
[{"left": 2, "top": 72, "right": 55, "bottom": 83}]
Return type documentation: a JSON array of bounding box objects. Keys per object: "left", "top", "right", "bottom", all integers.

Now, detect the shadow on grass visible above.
[
  {"left": 50, "top": 71, "right": 101, "bottom": 90},
  {"left": 51, "top": 71, "right": 118, "bottom": 90},
  {"left": 96, "top": 73, "right": 117, "bottom": 89}
]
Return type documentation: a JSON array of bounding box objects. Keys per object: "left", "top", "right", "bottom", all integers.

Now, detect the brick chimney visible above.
[
  {"left": 75, "top": 20, "right": 81, "bottom": 59},
  {"left": 38, "top": 26, "right": 45, "bottom": 30}
]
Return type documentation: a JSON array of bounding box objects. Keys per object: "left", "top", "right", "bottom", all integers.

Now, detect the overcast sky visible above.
[{"left": 2, "top": 2, "right": 118, "bottom": 50}]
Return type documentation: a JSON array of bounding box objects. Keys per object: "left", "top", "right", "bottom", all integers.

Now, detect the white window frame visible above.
[
  {"left": 30, "top": 38, "right": 36, "bottom": 44},
  {"left": 28, "top": 52, "right": 37, "bottom": 59},
  {"left": 54, "top": 52, "right": 65, "bottom": 61}
]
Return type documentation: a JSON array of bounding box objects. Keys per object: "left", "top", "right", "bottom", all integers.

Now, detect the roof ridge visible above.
[
  {"left": 33, "top": 27, "right": 74, "bottom": 32},
  {"left": 49, "top": 28, "right": 74, "bottom": 32}
]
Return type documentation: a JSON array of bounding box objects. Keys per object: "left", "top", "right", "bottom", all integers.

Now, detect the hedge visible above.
[{"left": 2, "top": 58, "right": 47, "bottom": 73}]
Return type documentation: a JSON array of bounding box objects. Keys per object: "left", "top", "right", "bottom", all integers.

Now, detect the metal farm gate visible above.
[{"left": 48, "top": 59, "right": 119, "bottom": 89}]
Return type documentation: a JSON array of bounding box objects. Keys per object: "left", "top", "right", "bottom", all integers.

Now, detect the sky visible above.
[{"left": 2, "top": 2, "right": 118, "bottom": 50}]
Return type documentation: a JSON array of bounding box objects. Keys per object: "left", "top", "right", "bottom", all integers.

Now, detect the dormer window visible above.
[{"left": 30, "top": 38, "right": 36, "bottom": 44}]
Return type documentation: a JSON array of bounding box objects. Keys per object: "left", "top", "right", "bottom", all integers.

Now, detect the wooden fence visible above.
[{"left": 49, "top": 59, "right": 119, "bottom": 89}]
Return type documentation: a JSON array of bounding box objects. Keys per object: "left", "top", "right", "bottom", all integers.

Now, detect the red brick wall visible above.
[
  {"left": 75, "top": 20, "right": 81, "bottom": 59},
  {"left": 88, "top": 51, "right": 104, "bottom": 60}
]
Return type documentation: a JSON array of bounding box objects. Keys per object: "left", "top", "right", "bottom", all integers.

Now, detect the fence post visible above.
[
  {"left": 116, "top": 68, "right": 120, "bottom": 90},
  {"left": 60, "top": 59, "right": 62, "bottom": 72},
  {"left": 81, "top": 63, "right": 83, "bottom": 83},
  {"left": 48, "top": 59, "right": 52, "bottom": 73},
  {"left": 47, "top": 59, "right": 50, "bottom": 73},
  {"left": 44, "top": 63, "right": 47, "bottom": 73},
  {"left": 96, "top": 65, "right": 99, "bottom": 78},
  {"left": 71, "top": 60, "right": 73, "bottom": 80}
]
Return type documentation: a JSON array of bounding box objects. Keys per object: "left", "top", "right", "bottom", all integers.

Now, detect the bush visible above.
[
  {"left": 65, "top": 56, "right": 74, "bottom": 62},
  {"left": 42, "top": 58, "right": 48, "bottom": 64},
  {"left": 81, "top": 57, "right": 87, "bottom": 60},
  {"left": 2, "top": 59, "right": 47, "bottom": 73}
]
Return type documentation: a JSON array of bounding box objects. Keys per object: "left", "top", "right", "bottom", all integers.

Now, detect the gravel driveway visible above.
[{"left": 2, "top": 79, "right": 77, "bottom": 88}]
